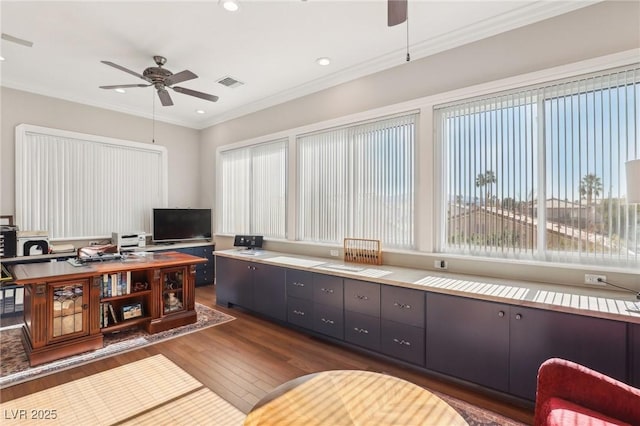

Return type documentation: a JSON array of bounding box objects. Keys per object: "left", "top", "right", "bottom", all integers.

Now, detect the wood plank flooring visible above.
[{"left": 1, "top": 285, "right": 534, "bottom": 424}]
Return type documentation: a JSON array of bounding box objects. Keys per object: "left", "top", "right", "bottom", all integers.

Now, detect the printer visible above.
[
  {"left": 112, "top": 232, "right": 146, "bottom": 250},
  {"left": 17, "top": 231, "right": 49, "bottom": 256}
]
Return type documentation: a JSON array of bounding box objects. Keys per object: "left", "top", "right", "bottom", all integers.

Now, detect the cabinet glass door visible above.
[
  {"left": 162, "top": 268, "right": 185, "bottom": 315},
  {"left": 50, "top": 281, "right": 88, "bottom": 340}
]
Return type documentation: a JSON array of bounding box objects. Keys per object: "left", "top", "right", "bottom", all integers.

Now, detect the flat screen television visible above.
[{"left": 152, "top": 208, "right": 212, "bottom": 243}]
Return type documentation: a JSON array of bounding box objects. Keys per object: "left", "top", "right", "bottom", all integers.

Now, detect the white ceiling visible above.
[{"left": 1, "top": 1, "right": 593, "bottom": 129}]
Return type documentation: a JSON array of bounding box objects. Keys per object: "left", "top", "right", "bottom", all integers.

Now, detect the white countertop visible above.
[{"left": 215, "top": 249, "right": 640, "bottom": 324}]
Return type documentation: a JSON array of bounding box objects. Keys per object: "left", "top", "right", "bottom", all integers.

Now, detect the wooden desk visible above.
[
  {"left": 11, "top": 251, "right": 206, "bottom": 366},
  {"left": 244, "top": 370, "right": 468, "bottom": 426}
]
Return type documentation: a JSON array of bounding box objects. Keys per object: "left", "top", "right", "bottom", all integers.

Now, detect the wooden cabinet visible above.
[
  {"left": 49, "top": 280, "right": 90, "bottom": 343},
  {"left": 13, "top": 251, "right": 204, "bottom": 366},
  {"left": 509, "top": 306, "right": 627, "bottom": 400},
  {"left": 214, "top": 254, "right": 636, "bottom": 403},
  {"left": 380, "top": 286, "right": 425, "bottom": 366},
  {"left": 426, "top": 293, "right": 510, "bottom": 393},
  {"left": 215, "top": 256, "right": 286, "bottom": 321},
  {"left": 631, "top": 324, "right": 640, "bottom": 388},
  {"left": 426, "top": 292, "right": 628, "bottom": 400},
  {"left": 155, "top": 243, "right": 214, "bottom": 287},
  {"left": 216, "top": 256, "right": 254, "bottom": 309},
  {"left": 252, "top": 263, "right": 286, "bottom": 321}
]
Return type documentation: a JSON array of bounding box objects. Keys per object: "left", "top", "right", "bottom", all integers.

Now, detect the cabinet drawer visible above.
[
  {"left": 313, "top": 274, "right": 343, "bottom": 309},
  {"left": 344, "top": 311, "right": 380, "bottom": 351},
  {"left": 381, "top": 286, "right": 425, "bottom": 327},
  {"left": 287, "top": 297, "right": 313, "bottom": 329},
  {"left": 344, "top": 279, "right": 380, "bottom": 317},
  {"left": 381, "top": 319, "right": 425, "bottom": 366},
  {"left": 313, "top": 303, "right": 344, "bottom": 340},
  {"left": 287, "top": 270, "right": 313, "bottom": 300}
]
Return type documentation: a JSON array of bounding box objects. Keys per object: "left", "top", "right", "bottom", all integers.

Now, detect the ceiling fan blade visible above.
[
  {"left": 157, "top": 88, "right": 174, "bottom": 106},
  {"left": 99, "top": 84, "right": 151, "bottom": 89},
  {"left": 101, "top": 60, "right": 151, "bottom": 82},
  {"left": 388, "top": 0, "right": 407, "bottom": 26},
  {"left": 1, "top": 33, "right": 33, "bottom": 47},
  {"left": 172, "top": 86, "right": 219, "bottom": 102},
  {"left": 164, "top": 70, "right": 197, "bottom": 87}
]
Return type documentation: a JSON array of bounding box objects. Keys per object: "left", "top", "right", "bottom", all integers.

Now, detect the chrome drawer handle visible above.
[
  {"left": 292, "top": 282, "right": 305, "bottom": 287},
  {"left": 293, "top": 310, "right": 305, "bottom": 316},
  {"left": 393, "top": 338, "right": 411, "bottom": 346},
  {"left": 393, "top": 302, "right": 411, "bottom": 309},
  {"left": 354, "top": 327, "right": 369, "bottom": 334},
  {"left": 321, "top": 288, "right": 334, "bottom": 294},
  {"left": 355, "top": 295, "right": 369, "bottom": 300},
  {"left": 321, "top": 318, "right": 334, "bottom": 324}
]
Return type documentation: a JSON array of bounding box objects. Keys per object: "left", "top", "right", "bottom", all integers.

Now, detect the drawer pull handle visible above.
[
  {"left": 515, "top": 313, "right": 523, "bottom": 320},
  {"left": 356, "top": 295, "right": 369, "bottom": 300},
  {"left": 293, "top": 310, "right": 305, "bottom": 316},
  {"left": 393, "top": 302, "right": 411, "bottom": 309},
  {"left": 498, "top": 311, "right": 505, "bottom": 318},
  {"left": 393, "top": 338, "right": 411, "bottom": 346},
  {"left": 292, "top": 282, "right": 305, "bottom": 287},
  {"left": 354, "top": 327, "right": 369, "bottom": 334},
  {"left": 321, "top": 288, "right": 334, "bottom": 294},
  {"left": 321, "top": 318, "right": 334, "bottom": 325}
]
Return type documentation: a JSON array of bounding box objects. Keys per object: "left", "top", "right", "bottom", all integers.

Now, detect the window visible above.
[
  {"left": 218, "top": 139, "right": 287, "bottom": 238},
  {"left": 15, "top": 125, "right": 167, "bottom": 240},
  {"left": 437, "top": 65, "right": 639, "bottom": 266},
  {"left": 297, "top": 113, "right": 416, "bottom": 249}
]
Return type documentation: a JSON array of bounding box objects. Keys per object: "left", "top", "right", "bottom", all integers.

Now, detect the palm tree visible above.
[
  {"left": 579, "top": 173, "right": 603, "bottom": 206},
  {"left": 579, "top": 173, "right": 603, "bottom": 232},
  {"left": 475, "top": 171, "right": 497, "bottom": 205}
]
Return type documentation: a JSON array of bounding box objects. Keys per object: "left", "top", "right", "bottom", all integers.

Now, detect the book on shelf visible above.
[{"left": 108, "top": 303, "right": 118, "bottom": 323}]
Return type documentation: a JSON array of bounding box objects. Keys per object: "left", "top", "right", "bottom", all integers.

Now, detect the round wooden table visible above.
[{"left": 244, "top": 370, "right": 468, "bottom": 426}]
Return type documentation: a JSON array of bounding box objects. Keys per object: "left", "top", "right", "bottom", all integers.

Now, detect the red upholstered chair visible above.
[{"left": 534, "top": 358, "right": 640, "bottom": 426}]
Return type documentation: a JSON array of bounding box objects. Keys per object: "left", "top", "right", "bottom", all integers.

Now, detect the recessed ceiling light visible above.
[
  {"left": 316, "top": 57, "right": 331, "bottom": 66},
  {"left": 195, "top": 109, "right": 206, "bottom": 114},
  {"left": 0, "top": 56, "right": 5, "bottom": 61},
  {"left": 115, "top": 88, "right": 126, "bottom": 93},
  {"left": 222, "top": 0, "right": 239, "bottom": 12}
]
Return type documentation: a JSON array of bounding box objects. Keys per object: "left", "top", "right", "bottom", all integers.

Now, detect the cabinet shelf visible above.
[
  {"left": 101, "top": 316, "right": 151, "bottom": 333},
  {"left": 101, "top": 289, "right": 152, "bottom": 302}
]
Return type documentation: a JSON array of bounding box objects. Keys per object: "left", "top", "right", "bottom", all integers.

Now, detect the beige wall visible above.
[
  {"left": 201, "top": 1, "right": 640, "bottom": 290},
  {"left": 1, "top": 87, "right": 203, "bottom": 217}
]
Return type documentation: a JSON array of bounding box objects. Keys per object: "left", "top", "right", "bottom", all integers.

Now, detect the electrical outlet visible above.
[
  {"left": 434, "top": 260, "right": 448, "bottom": 270},
  {"left": 585, "top": 274, "right": 607, "bottom": 285},
  {"left": 329, "top": 250, "right": 339, "bottom": 257}
]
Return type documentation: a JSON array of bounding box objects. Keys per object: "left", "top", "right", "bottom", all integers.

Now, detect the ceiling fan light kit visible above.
[
  {"left": 99, "top": 56, "right": 219, "bottom": 106},
  {"left": 222, "top": 0, "right": 239, "bottom": 12}
]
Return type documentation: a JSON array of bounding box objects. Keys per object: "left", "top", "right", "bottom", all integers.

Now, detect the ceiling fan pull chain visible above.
[
  {"left": 406, "top": 9, "right": 410, "bottom": 62},
  {"left": 152, "top": 92, "right": 156, "bottom": 144}
]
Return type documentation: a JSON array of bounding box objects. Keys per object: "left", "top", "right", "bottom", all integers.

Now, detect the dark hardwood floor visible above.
[{"left": 1, "top": 285, "right": 534, "bottom": 424}]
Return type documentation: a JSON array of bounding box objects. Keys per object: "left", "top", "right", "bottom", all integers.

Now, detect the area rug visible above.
[
  {"left": 0, "top": 303, "right": 235, "bottom": 389},
  {"left": 433, "top": 391, "right": 528, "bottom": 426},
  {"left": 0, "top": 354, "right": 246, "bottom": 425}
]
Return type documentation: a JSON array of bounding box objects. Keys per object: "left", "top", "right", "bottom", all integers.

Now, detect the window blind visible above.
[
  {"left": 15, "top": 125, "right": 167, "bottom": 240},
  {"left": 218, "top": 139, "right": 287, "bottom": 238},
  {"left": 297, "top": 113, "right": 416, "bottom": 249},
  {"left": 437, "top": 65, "right": 639, "bottom": 266}
]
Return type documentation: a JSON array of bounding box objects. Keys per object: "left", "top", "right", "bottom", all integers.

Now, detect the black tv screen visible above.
[{"left": 152, "top": 208, "right": 212, "bottom": 243}]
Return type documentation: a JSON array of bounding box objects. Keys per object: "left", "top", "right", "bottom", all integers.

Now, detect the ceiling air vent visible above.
[{"left": 217, "top": 76, "right": 244, "bottom": 88}]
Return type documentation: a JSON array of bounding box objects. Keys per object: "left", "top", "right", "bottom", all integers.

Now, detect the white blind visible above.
[
  {"left": 297, "top": 113, "right": 416, "bottom": 249},
  {"left": 218, "top": 139, "right": 287, "bottom": 238},
  {"left": 16, "top": 125, "right": 167, "bottom": 240},
  {"left": 437, "top": 65, "right": 639, "bottom": 266}
]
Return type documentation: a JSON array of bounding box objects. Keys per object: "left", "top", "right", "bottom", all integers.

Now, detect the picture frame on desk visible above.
[{"left": 122, "top": 302, "right": 143, "bottom": 320}]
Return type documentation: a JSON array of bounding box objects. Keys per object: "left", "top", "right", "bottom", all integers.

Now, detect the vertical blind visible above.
[
  {"left": 297, "top": 113, "right": 416, "bottom": 249},
  {"left": 437, "top": 64, "right": 639, "bottom": 266},
  {"left": 16, "top": 126, "right": 167, "bottom": 240},
  {"left": 218, "top": 139, "right": 287, "bottom": 238}
]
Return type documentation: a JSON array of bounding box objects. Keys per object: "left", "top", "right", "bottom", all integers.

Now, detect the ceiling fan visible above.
[
  {"left": 99, "top": 56, "right": 219, "bottom": 106},
  {"left": 388, "top": 0, "right": 407, "bottom": 27}
]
